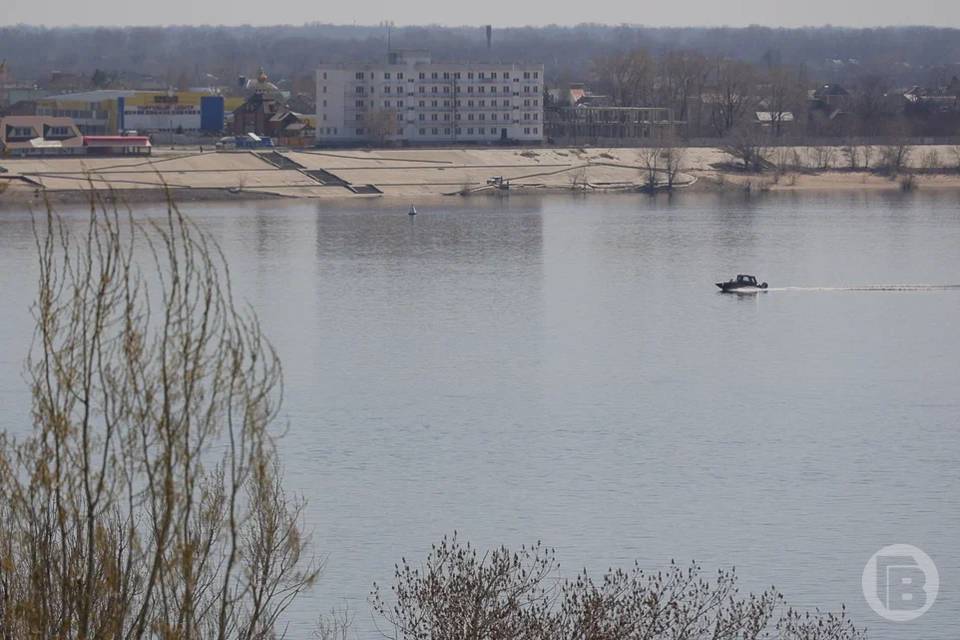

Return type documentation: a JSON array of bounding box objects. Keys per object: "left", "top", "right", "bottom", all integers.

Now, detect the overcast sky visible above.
[{"left": 2, "top": 0, "right": 957, "bottom": 27}]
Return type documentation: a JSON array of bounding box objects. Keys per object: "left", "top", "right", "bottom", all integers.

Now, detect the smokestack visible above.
[{"left": 485, "top": 25, "right": 492, "bottom": 50}]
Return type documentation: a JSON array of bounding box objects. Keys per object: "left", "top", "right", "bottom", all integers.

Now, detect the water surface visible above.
[{"left": 1, "top": 192, "right": 958, "bottom": 638}]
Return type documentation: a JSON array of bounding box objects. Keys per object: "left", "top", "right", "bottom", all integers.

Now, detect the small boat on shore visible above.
[
  {"left": 408, "top": 205, "right": 417, "bottom": 216},
  {"left": 716, "top": 274, "right": 768, "bottom": 293}
]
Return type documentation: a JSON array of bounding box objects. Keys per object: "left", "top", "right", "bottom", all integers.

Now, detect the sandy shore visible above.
[{"left": 3, "top": 145, "right": 960, "bottom": 204}]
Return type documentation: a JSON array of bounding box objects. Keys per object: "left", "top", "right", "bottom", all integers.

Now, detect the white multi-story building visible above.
[{"left": 316, "top": 50, "right": 544, "bottom": 145}]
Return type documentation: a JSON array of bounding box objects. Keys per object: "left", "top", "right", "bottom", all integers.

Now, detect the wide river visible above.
[{"left": 1, "top": 192, "right": 958, "bottom": 638}]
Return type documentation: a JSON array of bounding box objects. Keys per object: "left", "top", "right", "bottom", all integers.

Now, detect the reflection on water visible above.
[{"left": 1, "top": 192, "right": 958, "bottom": 639}]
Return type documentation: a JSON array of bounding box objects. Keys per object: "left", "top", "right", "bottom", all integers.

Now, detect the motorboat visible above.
[{"left": 716, "top": 274, "right": 768, "bottom": 293}]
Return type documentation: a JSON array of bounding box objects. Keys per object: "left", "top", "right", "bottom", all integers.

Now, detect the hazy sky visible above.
[{"left": 2, "top": 0, "right": 958, "bottom": 27}]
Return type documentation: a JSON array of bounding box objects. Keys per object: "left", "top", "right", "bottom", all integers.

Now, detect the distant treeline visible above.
[{"left": 3, "top": 23, "right": 960, "bottom": 87}]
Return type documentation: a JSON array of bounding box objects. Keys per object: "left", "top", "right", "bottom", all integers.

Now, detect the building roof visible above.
[
  {"left": 0, "top": 115, "right": 84, "bottom": 150},
  {"left": 83, "top": 135, "right": 151, "bottom": 147},
  {"left": 39, "top": 89, "right": 138, "bottom": 103},
  {"left": 756, "top": 111, "right": 795, "bottom": 123}
]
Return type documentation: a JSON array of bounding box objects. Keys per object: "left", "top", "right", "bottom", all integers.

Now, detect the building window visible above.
[
  {"left": 356, "top": 86, "right": 364, "bottom": 94},
  {"left": 523, "top": 71, "right": 530, "bottom": 79},
  {"left": 431, "top": 99, "right": 438, "bottom": 107},
  {"left": 443, "top": 86, "right": 450, "bottom": 93},
  {"left": 456, "top": 127, "right": 462, "bottom": 134},
  {"left": 454, "top": 72, "right": 461, "bottom": 79},
  {"left": 491, "top": 86, "right": 497, "bottom": 93},
  {"left": 533, "top": 99, "right": 539, "bottom": 106},
  {"left": 355, "top": 72, "right": 365, "bottom": 80},
  {"left": 384, "top": 72, "right": 391, "bottom": 79},
  {"left": 431, "top": 113, "right": 438, "bottom": 121},
  {"left": 503, "top": 72, "right": 510, "bottom": 79},
  {"left": 533, "top": 127, "right": 539, "bottom": 134},
  {"left": 491, "top": 72, "right": 497, "bottom": 79},
  {"left": 444, "top": 127, "right": 451, "bottom": 134},
  {"left": 431, "top": 127, "right": 438, "bottom": 134},
  {"left": 384, "top": 100, "right": 391, "bottom": 107},
  {"left": 534, "top": 71, "right": 539, "bottom": 79},
  {"left": 467, "top": 127, "right": 474, "bottom": 134},
  {"left": 419, "top": 72, "right": 425, "bottom": 80},
  {"left": 468, "top": 72, "right": 474, "bottom": 79},
  {"left": 524, "top": 127, "right": 530, "bottom": 134},
  {"left": 398, "top": 72, "right": 404, "bottom": 79},
  {"left": 419, "top": 100, "right": 426, "bottom": 107},
  {"left": 419, "top": 128, "right": 426, "bottom": 135},
  {"left": 356, "top": 100, "right": 365, "bottom": 107},
  {"left": 322, "top": 86, "right": 327, "bottom": 93},
  {"left": 467, "top": 86, "right": 474, "bottom": 94},
  {"left": 384, "top": 86, "right": 391, "bottom": 93},
  {"left": 432, "top": 86, "right": 438, "bottom": 93},
  {"left": 479, "top": 86, "right": 485, "bottom": 93},
  {"left": 419, "top": 114, "right": 425, "bottom": 121},
  {"left": 322, "top": 99, "right": 327, "bottom": 107},
  {"left": 356, "top": 127, "right": 365, "bottom": 135},
  {"left": 419, "top": 87, "right": 425, "bottom": 94},
  {"left": 443, "top": 72, "right": 450, "bottom": 79},
  {"left": 491, "top": 113, "right": 497, "bottom": 121},
  {"left": 322, "top": 72, "right": 327, "bottom": 79},
  {"left": 397, "top": 100, "right": 404, "bottom": 107},
  {"left": 431, "top": 72, "right": 438, "bottom": 79}
]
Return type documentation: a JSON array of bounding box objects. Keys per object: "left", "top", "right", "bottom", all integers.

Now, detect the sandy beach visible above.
[{"left": 3, "top": 145, "right": 960, "bottom": 204}]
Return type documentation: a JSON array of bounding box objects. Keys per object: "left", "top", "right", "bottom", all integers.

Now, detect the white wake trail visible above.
[{"left": 765, "top": 285, "right": 960, "bottom": 292}]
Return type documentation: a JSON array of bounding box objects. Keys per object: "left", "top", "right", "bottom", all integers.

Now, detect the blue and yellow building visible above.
[{"left": 36, "top": 90, "right": 241, "bottom": 134}]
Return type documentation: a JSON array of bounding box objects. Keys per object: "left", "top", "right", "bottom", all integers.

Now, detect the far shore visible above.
[{"left": 3, "top": 145, "right": 960, "bottom": 205}]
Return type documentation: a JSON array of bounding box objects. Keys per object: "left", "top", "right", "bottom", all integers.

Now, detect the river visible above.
[{"left": 1, "top": 191, "right": 958, "bottom": 638}]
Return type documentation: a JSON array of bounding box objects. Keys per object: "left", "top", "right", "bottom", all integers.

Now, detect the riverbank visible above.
[{"left": 3, "top": 145, "right": 960, "bottom": 204}]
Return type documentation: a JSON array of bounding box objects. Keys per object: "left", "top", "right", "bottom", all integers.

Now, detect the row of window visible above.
[
  {"left": 411, "top": 126, "right": 541, "bottom": 136},
  {"left": 343, "top": 84, "right": 541, "bottom": 96},
  {"left": 339, "top": 70, "right": 540, "bottom": 81},
  {"left": 347, "top": 98, "right": 541, "bottom": 110},
  {"left": 318, "top": 126, "right": 541, "bottom": 137},
  {"left": 415, "top": 112, "right": 539, "bottom": 122}
]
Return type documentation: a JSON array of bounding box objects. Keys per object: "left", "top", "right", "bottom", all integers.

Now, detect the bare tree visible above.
[
  {"left": 805, "top": 144, "right": 836, "bottom": 170},
  {"left": 372, "top": 536, "right": 867, "bottom": 640},
  {"left": 763, "top": 65, "right": 807, "bottom": 137},
  {"left": 370, "top": 532, "right": 558, "bottom": 640},
  {"left": 951, "top": 146, "right": 960, "bottom": 173},
  {"left": 710, "top": 58, "right": 757, "bottom": 136},
  {"left": 638, "top": 144, "right": 662, "bottom": 192},
  {"left": 591, "top": 49, "right": 656, "bottom": 107},
  {"left": 658, "top": 50, "right": 710, "bottom": 129},
  {"left": 0, "top": 194, "right": 321, "bottom": 639},
  {"left": 721, "top": 124, "right": 771, "bottom": 172},
  {"left": 365, "top": 108, "right": 400, "bottom": 146}
]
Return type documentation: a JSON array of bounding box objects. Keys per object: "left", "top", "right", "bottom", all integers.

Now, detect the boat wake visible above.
[{"left": 765, "top": 284, "right": 960, "bottom": 292}]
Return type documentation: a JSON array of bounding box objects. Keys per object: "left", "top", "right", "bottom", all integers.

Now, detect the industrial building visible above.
[
  {"left": 315, "top": 50, "right": 544, "bottom": 145},
  {"left": 35, "top": 90, "right": 236, "bottom": 134}
]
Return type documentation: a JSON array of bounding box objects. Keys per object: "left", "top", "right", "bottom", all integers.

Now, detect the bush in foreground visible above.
[{"left": 372, "top": 533, "right": 866, "bottom": 640}]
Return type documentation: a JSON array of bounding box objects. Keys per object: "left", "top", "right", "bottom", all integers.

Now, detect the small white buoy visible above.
[{"left": 408, "top": 205, "right": 417, "bottom": 216}]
